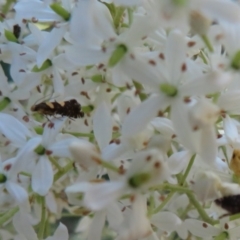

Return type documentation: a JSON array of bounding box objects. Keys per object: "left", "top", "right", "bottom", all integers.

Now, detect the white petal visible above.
[
  {"left": 223, "top": 115, "right": 239, "bottom": 144},
  {"left": 13, "top": 212, "right": 38, "bottom": 240},
  {"left": 151, "top": 211, "right": 182, "bottom": 232},
  {"left": 12, "top": 137, "right": 42, "bottom": 175},
  {"left": 14, "top": 1, "right": 62, "bottom": 22},
  {"left": 88, "top": 211, "right": 106, "bottom": 240},
  {"left": 217, "top": 90, "right": 240, "bottom": 114},
  {"left": 6, "top": 182, "right": 28, "bottom": 205},
  {"left": 168, "top": 151, "right": 192, "bottom": 174},
  {"left": 181, "top": 71, "right": 231, "bottom": 96},
  {"left": 52, "top": 67, "right": 64, "bottom": 96},
  {"left": 101, "top": 142, "right": 130, "bottom": 161},
  {"left": 184, "top": 219, "right": 221, "bottom": 238},
  {"left": 201, "top": 0, "right": 240, "bottom": 23},
  {"left": 46, "top": 192, "right": 57, "bottom": 214},
  {"left": 48, "top": 138, "right": 75, "bottom": 158},
  {"left": 199, "top": 126, "right": 217, "bottom": 165},
  {"left": 122, "top": 95, "right": 168, "bottom": 137},
  {"left": 42, "top": 118, "right": 66, "bottom": 148},
  {"left": 106, "top": 203, "right": 123, "bottom": 230},
  {"left": 32, "top": 156, "right": 53, "bottom": 196},
  {"left": 166, "top": 30, "right": 187, "bottom": 85},
  {"left": 66, "top": 45, "right": 109, "bottom": 66},
  {"left": 84, "top": 182, "right": 125, "bottom": 211},
  {"left": 93, "top": 102, "right": 112, "bottom": 150},
  {"left": 0, "top": 113, "right": 32, "bottom": 147},
  {"left": 151, "top": 117, "right": 174, "bottom": 137},
  {"left": 171, "top": 101, "right": 199, "bottom": 152},
  {"left": 52, "top": 223, "right": 68, "bottom": 240},
  {"left": 37, "top": 26, "right": 66, "bottom": 67}
]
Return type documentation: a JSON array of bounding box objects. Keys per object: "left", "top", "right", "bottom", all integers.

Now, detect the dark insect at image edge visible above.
[{"left": 31, "top": 99, "right": 84, "bottom": 119}]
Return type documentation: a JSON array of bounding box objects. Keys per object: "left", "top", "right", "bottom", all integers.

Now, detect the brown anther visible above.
[
  {"left": 126, "top": 107, "right": 130, "bottom": 114},
  {"left": 91, "top": 156, "right": 102, "bottom": 164},
  {"left": 71, "top": 72, "right": 78, "bottom": 76},
  {"left": 106, "top": 88, "right": 111, "bottom": 92},
  {"left": 157, "top": 111, "right": 164, "bottom": 117},
  {"left": 36, "top": 85, "right": 41, "bottom": 93},
  {"left": 218, "top": 63, "right": 225, "bottom": 69},
  {"left": 187, "top": 41, "right": 196, "bottom": 47},
  {"left": 141, "top": 36, "right": 147, "bottom": 40},
  {"left": 101, "top": 46, "right": 106, "bottom": 53},
  {"left": 81, "top": 78, "right": 85, "bottom": 84},
  {"left": 193, "top": 126, "right": 199, "bottom": 131},
  {"left": 45, "top": 150, "right": 52, "bottom": 155},
  {"left": 19, "top": 69, "right": 26, "bottom": 72},
  {"left": 109, "top": 37, "right": 116, "bottom": 42},
  {"left": 84, "top": 119, "right": 89, "bottom": 126},
  {"left": 159, "top": 53, "right": 165, "bottom": 60},
  {"left": 143, "top": 141, "right": 148, "bottom": 147},
  {"left": 217, "top": 134, "right": 222, "bottom": 138},
  {"left": 113, "top": 126, "right": 119, "bottom": 131},
  {"left": 121, "top": 206, "right": 126, "bottom": 212},
  {"left": 184, "top": 97, "right": 191, "bottom": 103},
  {"left": 19, "top": 53, "right": 26, "bottom": 56},
  {"left": 115, "top": 139, "right": 121, "bottom": 145},
  {"left": 31, "top": 17, "right": 38, "bottom": 23},
  {"left": 119, "top": 165, "right": 125, "bottom": 174},
  {"left": 22, "top": 116, "right": 29, "bottom": 122},
  {"left": 48, "top": 122, "right": 54, "bottom": 128},
  {"left": 13, "top": 108, "right": 18, "bottom": 112},
  {"left": 130, "top": 53, "right": 135, "bottom": 60},
  {"left": 126, "top": 83, "right": 132, "bottom": 89},
  {"left": 146, "top": 155, "right": 152, "bottom": 161},
  {"left": 4, "top": 164, "right": 11, "bottom": 171},
  {"left": 148, "top": 60, "right": 156, "bottom": 66},
  {"left": 172, "top": 134, "right": 176, "bottom": 139},
  {"left": 181, "top": 63, "right": 187, "bottom": 72},
  {"left": 224, "top": 223, "right": 229, "bottom": 230},
  {"left": 22, "top": 19, "right": 27, "bottom": 24},
  {"left": 130, "top": 195, "right": 135, "bottom": 202},
  {"left": 215, "top": 34, "right": 224, "bottom": 41},
  {"left": 202, "top": 223, "right": 208, "bottom": 228},
  {"left": 98, "top": 63, "right": 104, "bottom": 69},
  {"left": 4, "top": 141, "right": 10, "bottom": 146},
  {"left": 154, "top": 161, "right": 161, "bottom": 168}
]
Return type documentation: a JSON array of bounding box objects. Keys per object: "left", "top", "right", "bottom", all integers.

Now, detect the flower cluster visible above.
[{"left": 1, "top": 0, "right": 240, "bottom": 239}]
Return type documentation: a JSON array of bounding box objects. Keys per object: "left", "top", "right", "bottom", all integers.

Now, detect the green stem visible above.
[
  {"left": 0, "top": 97, "right": 11, "bottom": 111},
  {"left": 38, "top": 197, "right": 46, "bottom": 240},
  {"left": 201, "top": 35, "right": 214, "bottom": 53},
  {"left": 54, "top": 162, "right": 74, "bottom": 182},
  {"left": 186, "top": 192, "right": 218, "bottom": 225},
  {"left": 19, "top": 172, "right": 31, "bottom": 177},
  {"left": 153, "top": 191, "right": 175, "bottom": 214},
  {"left": 114, "top": 7, "right": 125, "bottom": 29},
  {"left": 127, "top": 8, "right": 133, "bottom": 26},
  {"left": 148, "top": 194, "right": 155, "bottom": 216},
  {"left": 199, "top": 50, "right": 208, "bottom": 64},
  {"left": 48, "top": 156, "right": 63, "bottom": 171},
  {"left": 0, "top": 206, "right": 19, "bottom": 226},
  {"left": 2, "top": 0, "right": 16, "bottom": 14},
  {"left": 101, "top": 160, "right": 120, "bottom": 173},
  {"left": 229, "top": 212, "right": 240, "bottom": 221},
  {"left": 214, "top": 232, "right": 228, "bottom": 240},
  {"left": 153, "top": 183, "right": 193, "bottom": 193},
  {"left": 180, "top": 154, "right": 196, "bottom": 185},
  {"left": 62, "top": 131, "right": 94, "bottom": 138}
]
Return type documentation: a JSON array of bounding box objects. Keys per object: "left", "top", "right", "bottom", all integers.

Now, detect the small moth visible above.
[
  {"left": 31, "top": 99, "right": 84, "bottom": 119},
  {"left": 215, "top": 194, "right": 240, "bottom": 215}
]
